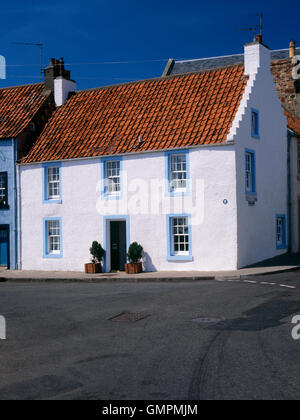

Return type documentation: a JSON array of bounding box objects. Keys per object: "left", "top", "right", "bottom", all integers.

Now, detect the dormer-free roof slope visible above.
[
  {"left": 0, "top": 83, "right": 51, "bottom": 139},
  {"left": 23, "top": 65, "right": 247, "bottom": 163},
  {"left": 285, "top": 109, "right": 300, "bottom": 136}
]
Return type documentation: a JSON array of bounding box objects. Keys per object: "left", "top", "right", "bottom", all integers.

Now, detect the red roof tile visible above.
[
  {"left": 23, "top": 66, "right": 247, "bottom": 163},
  {"left": 0, "top": 83, "right": 51, "bottom": 139},
  {"left": 285, "top": 109, "right": 300, "bottom": 136}
]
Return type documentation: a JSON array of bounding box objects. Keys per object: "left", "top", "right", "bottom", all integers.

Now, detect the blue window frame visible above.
[
  {"left": 276, "top": 215, "right": 287, "bottom": 250},
  {"left": 101, "top": 157, "right": 123, "bottom": 200},
  {"left": 165, "top": 150, "right": 190, "bottom": 196},
  {"left": 245, "top": 149, "right": 256, "bottom": 196},
  {"left": 43, "top": 162, "right": 62, "bottom": 204},
  {"left": 0, "top": 172, "right": 8, "bottom": 209},
  {"left": 166, "top": 214, "right": 193, "bottom": 261},
  {"left": 43, "top": 218, "right": 63, "bottom": 258},
  {"left": 251, "top": 109, "right": 260, "bottom": 139}
]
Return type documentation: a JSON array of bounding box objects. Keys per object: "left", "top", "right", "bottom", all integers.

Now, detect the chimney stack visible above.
[
  {"left": 44, "top": 58, "right": 76, "bottom": 107},
  {"left": 290, "top": 41, "right": 296, "bottom": 58},
  {"left": 255, "top": 34, "right": 263, "bottom": 44},
  {"left": 244, "top": 39, "right": 270, "bottom": 77}
]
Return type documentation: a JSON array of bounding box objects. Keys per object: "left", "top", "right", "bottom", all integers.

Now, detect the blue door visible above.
[{"left": 0, "top": 227, "right": 9, "bottom": 267}]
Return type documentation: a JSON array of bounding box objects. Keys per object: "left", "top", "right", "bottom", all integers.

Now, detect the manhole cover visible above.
[
  {"left": 192, "top": 317, "right": 224, "bottom": 325},
  {"left": 110, "top": 312, "right": 149, "bottom": 323}
]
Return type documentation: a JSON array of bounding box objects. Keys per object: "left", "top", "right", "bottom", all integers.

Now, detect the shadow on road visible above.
[{"left": 211, "top": 298, "right": 300, "bottom": 331}]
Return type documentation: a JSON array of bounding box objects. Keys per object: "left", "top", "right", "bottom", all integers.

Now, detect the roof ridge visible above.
[{"left": 175, "top": 47, "right": 300, "bottom": 64}]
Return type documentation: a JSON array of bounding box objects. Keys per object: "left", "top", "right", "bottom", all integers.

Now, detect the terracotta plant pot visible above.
[
  {"left": 125, "top": 262, "right": 143, "bottom": 274},
  {"left": 84, "top": 263, "right": 102, "bottom": 274}
]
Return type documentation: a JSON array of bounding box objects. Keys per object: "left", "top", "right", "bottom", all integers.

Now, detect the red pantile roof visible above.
[
  {"left": 285, "top": 110, "right": 300, "bottom": 136},
  {"left": 0, "top": 83, "right": 51, "bottom": 139},
  {"left": 23, "top": 66, "right": 247, "bottom": 163}
]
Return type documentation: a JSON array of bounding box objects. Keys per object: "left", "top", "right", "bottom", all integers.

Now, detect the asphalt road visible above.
[{"left": 1, "top": 272, "right": 300, "bottom": 400}]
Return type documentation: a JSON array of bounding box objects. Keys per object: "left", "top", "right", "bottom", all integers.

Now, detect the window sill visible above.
[
  {"left": 102, "top": 193, "right": 122, "bottom": 201},
  {"left": 43, "top": 199, "right": 62, "bottom": 204},
  {"left": 43, "top": 253, "right": 63, "bottom": 259},
  {"left": 167, "top": 255, "right": 194, "bottom": 262}
]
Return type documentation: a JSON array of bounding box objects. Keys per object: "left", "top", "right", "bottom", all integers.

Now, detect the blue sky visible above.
[{"left": 0, "top": 0, "right": 298, "bottom": 90}]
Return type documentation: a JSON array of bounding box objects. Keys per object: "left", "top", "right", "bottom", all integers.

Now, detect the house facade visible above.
[
  {"left": 164, "top": 40, "right": 300, "bottom": 258},
  {"left": 18, "top": 39, "right": 288, "bottom": 272},
  {"left": 0, "top": 83, "right": 53, "bottom": 269}
]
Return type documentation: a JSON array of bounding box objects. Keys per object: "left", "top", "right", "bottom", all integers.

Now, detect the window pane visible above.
[
  {"left": 170, "top": 154, "right": 187, "bottom": 191},
  {"left": 47, "top": 167, "right": 60, "bottom": 199},
  {"left": 171, "top": 217, "right": 189, "bottom": 255},
  {"left": 47, "top": 220, "right": 61, "bottom": 254},
  {"left": 0, "top": 173, "right": 7, "bottom": 205},
  {"left": 105, "top": 161, "right": 121, "bottom": 194}
]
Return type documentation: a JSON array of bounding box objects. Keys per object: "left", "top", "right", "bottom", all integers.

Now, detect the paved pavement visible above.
[
  {"left": 1, "top": 254, "right": 300, "bottom": 283},
  {"left": 1, "top": 270, "right": 300, "bottom": 400}
]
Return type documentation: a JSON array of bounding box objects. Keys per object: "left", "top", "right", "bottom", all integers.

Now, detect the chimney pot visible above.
[
  {"left": 290, "top": 41, "right": 296, "bottom": 58},
  {"left": 255, "top": 34, "right": 263, "bottom": 44}
]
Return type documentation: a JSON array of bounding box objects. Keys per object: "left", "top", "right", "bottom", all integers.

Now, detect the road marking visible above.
[
  {"left": 261, "top": 282, "right": 276, "bottom": 286},
  {"left": 243, "top": 280, "right": 257, "bottom": 284},
  {"left": 279, "top": 284, "right": 296, "bottom": 289}
]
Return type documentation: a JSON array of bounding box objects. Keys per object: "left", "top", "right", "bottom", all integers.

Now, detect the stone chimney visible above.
[
  {"left": 244, "top": 37, "right": 270, "bottom": 77},
  {"left": 44, "top": 58, "right": 76, "bottom": 107},
  {"left": 290, "top": 41, "right": 296, "bottom": 58}
]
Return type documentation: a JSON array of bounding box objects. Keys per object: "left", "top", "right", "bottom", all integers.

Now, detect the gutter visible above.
[{"left": 17, "top": 141, "right": 236, "bottom": 167}]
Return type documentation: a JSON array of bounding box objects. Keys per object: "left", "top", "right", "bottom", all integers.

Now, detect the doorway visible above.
[
  {"left": 110, "top": 221, "right": 127, "bottom": 271},
  {"left": 0, "top": 225, "right": 9, "bottom": 268}
]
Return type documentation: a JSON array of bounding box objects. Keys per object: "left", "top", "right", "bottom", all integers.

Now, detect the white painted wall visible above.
[
  {"left": 20, "top": 146, "right": 238, "bottom": 272},
  {"left": 231, "top": 42, "right": 288, "bottom": 268},
  {"left": 54, "top": 77, "right": 76, "bottom": 107}
]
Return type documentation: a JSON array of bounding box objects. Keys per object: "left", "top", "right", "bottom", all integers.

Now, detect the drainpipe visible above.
[
  {"left": 16, "top": 163, "right": 22, "bottom": 270},
  {"left": 287, "top": 131, "right": 292, "bottom": 253},
  {"left": 12, "top": 138, "right": 18, "bottom": 269}
]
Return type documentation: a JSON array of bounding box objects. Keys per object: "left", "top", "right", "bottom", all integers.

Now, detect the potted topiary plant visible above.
[
  {"left": 85, "top": 241, "right": 105, "bottom": 274},
  {"left": 125, "top": 242, "right": 143, "bottom": 274}
]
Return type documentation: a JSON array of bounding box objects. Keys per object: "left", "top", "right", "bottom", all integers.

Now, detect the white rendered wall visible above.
[
  {"left": 231, "top": 44, "right": 288, "bottom": 268},
  {"left": 20, "top": 146, "right": 238, "bottom": 272},
  {"left": 54, "top": 77, "right": 76, "bottom": 107}
]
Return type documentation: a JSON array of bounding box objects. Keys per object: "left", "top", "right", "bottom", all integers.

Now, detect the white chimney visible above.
[
  {"left": 244, "top": 36, "right": 270, "bottom": 76},
  {"left": 44, "top": 58, "right": 76, "bottom": 107},
  {"left": 54, "top": 77, "right": 76, "bottom": 107}
]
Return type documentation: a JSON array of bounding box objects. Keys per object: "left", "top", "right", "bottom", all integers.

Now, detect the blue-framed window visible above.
[
  {"left": 166, "top": 214, "right": 193, "bottom": 261},
  {"left": 165, "top": 150, "right": 190, "bottom": 196},
  {"left": 276, "top": 215, "right": 287, "bottom": 250},
  {"left": 43, "top": 163, "right": 62, "bottom": 203},
  {"left": 0, "top": 172, "right": 8, "bottom": 209},
  {"left": 251, "top": 109, "right": 260, "bottom": 139},
  {"left": 101, "top": 157, "right": 123, "bottom": 200},
  {"left": 43, "top": 218, "right": 63, "bottom": 258},
  {"left": 245, "top": 149, "right": 256, "bottom": 196}
]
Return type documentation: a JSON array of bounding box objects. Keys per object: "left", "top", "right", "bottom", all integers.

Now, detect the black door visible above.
[{"left": 110, "top": 221, "right": 127, "bottom": 271}]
